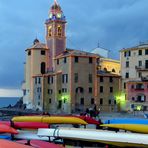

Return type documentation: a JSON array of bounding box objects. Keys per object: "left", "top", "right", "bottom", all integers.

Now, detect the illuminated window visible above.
[
  {"left": 57, "top": 25, "right": 62, "bottom": 36},
  {"left": 48, "top": 26, "right": 52, "bottom": 37}
]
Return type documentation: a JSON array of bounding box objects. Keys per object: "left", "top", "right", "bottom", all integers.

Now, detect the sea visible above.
[{"left": 0, "top": 97, "right": 20, "bottom": 108}]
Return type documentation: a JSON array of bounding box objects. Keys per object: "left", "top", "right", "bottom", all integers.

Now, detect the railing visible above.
[{"left": 135, "top": 66, "right": 148, "bottom": 71}]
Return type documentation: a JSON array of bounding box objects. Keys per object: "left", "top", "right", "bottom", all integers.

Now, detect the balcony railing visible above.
[{"left": 135, "top": 66, "right": 148, "bottom": 71}]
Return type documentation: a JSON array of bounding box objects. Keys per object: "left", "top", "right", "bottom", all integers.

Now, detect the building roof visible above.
[
  {"left": 27, "top": 42, "right": 48, "bottom": 51},
  {"left": 100, "top": 57, "right": 120, "bottom": 63},
  {"left": 55, "top": 48, "right": 100, "bottom": 59},
  {"left": 120, "top": 42, "right": 148, "bottom": 52}
]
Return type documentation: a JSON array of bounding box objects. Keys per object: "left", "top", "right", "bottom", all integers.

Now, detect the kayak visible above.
[
  {"left": 12, "top": 116, "right": 87, "bottom": 125},
  {"left": 0, "top": 124, "right": 18, "bottom": 134},
  {"left": 0, "top": 121, "right": 49, "bottom": 129},
  {"left": 101, "top": 124, "right": 148, "bottom": 134},
  {"left": 14, "top": 130, "right": 63, "bottom": 143},
  {"left": 37, "top": 127, "right": 148, "bottom": 147},
  {"left": 104, "top": 118, "right": 148, "bottom": 125},
  {"left": 17, "top": 140, "right": 64, "bottom": 148},
  {"left": 0, "top": 139, "right": 33, "bottom": 148}
]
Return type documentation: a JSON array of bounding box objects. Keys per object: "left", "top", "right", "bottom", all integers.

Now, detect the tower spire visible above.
[{"left": 54, "top": 0, "right": 58, "bottom": 5}]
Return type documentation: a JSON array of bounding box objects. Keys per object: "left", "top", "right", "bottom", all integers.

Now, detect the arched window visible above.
[
  {"left": 112, "top": 69, "right": 116, "bottom": 73},
  {"left": 57, "top": 25, "right": 62, "bottom": 36},
  {"left": 41, "top": 62, "right": 46, "bottom": 74},
  {"left": 104, "top": 68, "right": 107, "bottom": 72},
  {"left": 48, "top": 26, "right": 52, "bottom": 37},
  {"left": 76, "top": 87, "right": 84, "bottom": 93}
]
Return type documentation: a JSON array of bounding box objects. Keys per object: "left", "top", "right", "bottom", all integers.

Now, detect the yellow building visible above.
[{"left": 99, "top": 58, "right": 120, "bottom": 75}]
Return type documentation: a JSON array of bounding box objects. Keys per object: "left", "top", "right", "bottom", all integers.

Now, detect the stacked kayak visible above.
[
  {"left": 12, "top": 116, "right": 88, "bottom": 125},
  {"left": 103, "top": 118, "right": 148, "bottom": 134}
]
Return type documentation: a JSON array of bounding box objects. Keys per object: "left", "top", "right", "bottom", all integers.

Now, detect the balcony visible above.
[
  {"left": 135, "top": 66, "right": 148, "bottom": 71},
  {"left": 141, "top": 76, "right": 148, "bottom": 82}
]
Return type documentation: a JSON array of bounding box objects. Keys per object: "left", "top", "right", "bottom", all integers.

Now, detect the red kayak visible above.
[
  {"left": 17, "top": 140, "right": 64, "bottom": 148},
  {"left": 0, "top": 121, "right": 49, "bottom": 129},
  {"left": 0, "top": 124, "right": 18, "bottom": 134},
  {"left": 0, "top": 139, "right": 32, "bottom": 148},
  {"left": 54, "top": 115, "right": 99, "bottom": 125}
]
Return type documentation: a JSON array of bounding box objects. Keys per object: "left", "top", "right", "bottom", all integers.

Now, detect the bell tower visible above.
[{"left": 45, "top": 0, "right": 66, "bottom": 71}]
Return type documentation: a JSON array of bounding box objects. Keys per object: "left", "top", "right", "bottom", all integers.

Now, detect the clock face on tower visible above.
[{"left": 57, "top": 13, "right": 62, "bottom": 18}]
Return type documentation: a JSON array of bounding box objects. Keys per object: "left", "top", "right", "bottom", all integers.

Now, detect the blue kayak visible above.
[
  {"left": 0, "top": 135, "right": 11, "bottom": 140},
  {"left": 104, "top": 118, "right": 148, "bottom": 125}
]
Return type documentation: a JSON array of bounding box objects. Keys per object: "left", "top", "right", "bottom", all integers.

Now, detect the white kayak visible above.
[
  {"left": 14, "top": 130, "right": 63, "bottom": 143},
  {"left": 37, "top": 128, "right": 148, "bottom": 147}
]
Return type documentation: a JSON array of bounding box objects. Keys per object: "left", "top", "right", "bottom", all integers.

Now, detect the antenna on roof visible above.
[{"left": 98, "top": 41, "right": 100, "bottom": 48}]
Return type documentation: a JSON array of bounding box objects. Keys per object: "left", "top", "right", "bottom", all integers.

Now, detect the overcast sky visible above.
[{"left": 0, "top": 0, "right": 148, "bottom": 91}]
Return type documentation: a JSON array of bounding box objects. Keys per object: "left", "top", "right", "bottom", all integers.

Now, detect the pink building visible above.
[{"left": 127, "top": 81, "right": 148, "bottom": 111}]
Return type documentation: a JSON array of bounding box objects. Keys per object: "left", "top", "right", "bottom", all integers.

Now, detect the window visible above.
[
  {"left": 100, "top": 76, "right": 103, "bottom": 82},
  {"left": 49, "top": 98, "right": 52, "bottom": 104},
  {"left": 48, "top": 26, "right": 52, "bottom": 37},
  {"left": 74, "top": 73, "right": 78, "bottom": 83},
  {"left": 112, "top": 69, "right": 116, "bottom": 73},
  {"left": 125, "top": 72, "right": 129, "bottom": 78},
  {"left": 41, "top": 62, "right": 46, "bottom": 74},
  {"left": 100, "top": 86, "right": 103, "bottom": 93},
  {"left": 139, "top": 50, "right": 142, "bottom": 55},
  {"left": 38, "top": 102, "right": 40, "bottom": 106},
  {"left": 35, "top": 77, "right": 37, "bottom": 84},
  {"left": 104, "top": 68, "right": 107, "bottom": 72},
  {"left": 75, "top": 56, "right": 79, "bottom": 63},
  {"left": 124, "top": 52, "right": 127, "bottom": 57},
  {"left": 110, "top": 87, "right": 113, "bottom": 93},
  {"left": 145, "top": 60, "right": 148, "bottom": 69},
  {"left": 145, "top": 49, "right": 148, "bottom": 55},
  {"left": 138, "top": 72, "right": 142, "bottom": 78},
  {"left": 88, "top": 74, "right": 92, "bottom": 83},
  {"left": 109, "top": 77, "right": 113, "bottom": 82},
  {"left": 76, "top": 87, "right": 84, "bottom": 93},
  {"left": 131, "top": 85, "right": 134, "bottom": 89},
  {"left": 139, "top": 61, "right": 142, "bottom": 66},
  {"left": 114, "top": 100, "right": 116, "bottom": 105},
  {"left": 38, "top": 77, "right": 41, "bottom": 84},
  {"left": 48, "top": 76, "right": 53, "bottom": 84},
  {"left": 48, "top": 89, "right": 53, "bottom": 94},
  {"left": 80, "top": 98, "right": 84, "bottom": 105},
  {"left": 41, "top": 50, "right": 45, "bottom": 55},
  {"left": 128, "top": 51, "right": 131, "bottom": 57},
  {"left": 124, "top": 82, "right": 126, "bottom": 89},
  {"left": 89, "top": 87, "right": 92, "bottom": 93},
  {"left": 37, "top": 87, "right": 41, "bottom": 93},
  {"left": 38, "top": 95, "right": 40, "bottom": 99},
  {"left": 89, "top": 57, "right": 93, "bottom": 63},
  {"left": 64, "top": 57, "right": 67, "bottom": 63},
  {"left": 126, "top": 61, "right": 129, "bottom": 68},
  {"left": 62, "top": 74, "right": 68, "bottom": 83},
  {"left": 59, "top": 90, "right": 61, "bottom": 94},
  {"left": 109, "top": 100, "right": 111, "bottom": 105},
  {"left": 91, "top": 98, "right": 94, "bottom": 105},
  {"left": 28, "top": 51, "right": 31, "bottom": 56},
  {"left": 57, "top": 59, "right": 59, "bottom": 65},
  {"left": 57, "top": 25, "right": 62, "bottom": 36},
  {"left": 100, "top": 98, "right": 103, "bottom": 105},
  {"left": 62, "top": 88, "right": 67, "bottom": 93}
]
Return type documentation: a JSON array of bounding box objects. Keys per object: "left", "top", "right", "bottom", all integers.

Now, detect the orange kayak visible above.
[
  {"left": 0, "top": 139, "right": 32, "bottom": 148},
  {"left": 0, "top": 124, "right": 18, "bottom": 134}
]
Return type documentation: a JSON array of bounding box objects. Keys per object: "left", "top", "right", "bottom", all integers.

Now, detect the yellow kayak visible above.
[
  {"left": 101, "top": 124, "right": 148, "bottom": 134},
  {"left": 12, "top": 116, "right": 87, "bottom": 125}
]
